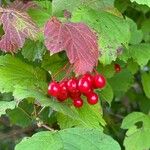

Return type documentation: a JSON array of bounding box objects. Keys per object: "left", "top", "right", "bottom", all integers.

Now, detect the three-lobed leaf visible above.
[
  {"left": 0, "top": 1, "right": 39, "bottom": 52},
  {"left": 71, "top": 6, "right": 130, "bottom": 65},
  {"left": 15, "top": 128, "right": 121, "bottom": 150},
  {"left": 122, "top": 112, "right": 150, "bottom": 150},
  {"left": 44, "top": 17, "right": 99, "bottom": 75}
]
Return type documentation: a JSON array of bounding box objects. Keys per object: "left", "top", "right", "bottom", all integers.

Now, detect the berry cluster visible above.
[{"left": 48, "top": 73, "right": 106, "bottom": 108}]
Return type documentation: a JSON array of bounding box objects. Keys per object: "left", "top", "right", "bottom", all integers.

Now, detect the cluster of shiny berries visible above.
[{"left": 48, "top": 73, "right": 106, "bottom": 108}]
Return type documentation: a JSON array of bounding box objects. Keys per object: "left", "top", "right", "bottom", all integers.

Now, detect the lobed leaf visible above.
[
  {"left": 44, "top": 17, "right": 99, "bottom": 75},
  {"left": 122, "top": 112, "right": 150, "bottom": 150},
  {"left": 15, "top": 128, "right": 121, "bottom": 150},
  {"left": 120, "top": 43, "right": 150, "bottom": 67},
  {"left": 0, "top": 101, "right": 16, "bottom": 117},
  {"left": 71, "top": 6, "right": 130, "bottom": 65},
  {"left": 0, "top": 1, "right": 39, "bottom": 52}
]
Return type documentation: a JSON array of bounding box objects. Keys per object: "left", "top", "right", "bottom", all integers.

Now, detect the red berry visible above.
[
  {"left": 82, "top": 73, "right": 93, "bottom": 86},
  {"left": 73, "top": 97, "right": 83, "bottom": 108},
  {"left": 69, "top": 89, "right": 81, "bottom": 99},
  {"left": 114, "top": 64, "right": 121, "bottom": 73},
  {"left": 87, "top": 92, "right": 98, "bottom": 105},
  {"left": 78, "top": 77, "right": 92, "bottom": 94},
  {"left": 59, "top": 81, "right": 68, "bottom": 92},
  {"left": 57, "top": 81, "right": 68, "bottom": 101},
  {"left": 57, "top": 92, "right": 68, "bottom": 101},
  {"left": 67, "top": 78, "right": 78, "bottom": 93},
  {"left": 93, "top": 74, "right": 106, "bottom": 89},
  {"left": 48, "top": 81, "right": 60, "bottom": 97}
]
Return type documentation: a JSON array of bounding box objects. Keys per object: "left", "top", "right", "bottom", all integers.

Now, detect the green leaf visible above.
[
  {"left": 57, "top": 100, "right": 105, "bottom": 129},
  {"left": 141, "top": 20, "right": 150, "bottom": 42},
  {"left": 97, "top": 83, "right": 114, "bottom": 105},
  {"left": 141, "top": 72, "right": 150, "bottom": 99},
  {"left": 28, "top": 1, "right": 51, "bottom": 27},
  {"left": 97, "top": 63, "right": 115, "bottom": 78},
  {"left": 0, "top": 55, "right": 47, "bottom": 93},
  {"left": 52, "top": 0, "right": 116, "bottom": 17},
  {"left": 15, "top": 128, "right": 121, "bottom": 150},
  {"left": 127, "top": 18, "right": 143, "bottom": 45},
  {"left": 0, "top": 101, "right": 16, "bottom": 117},
  {"left": 71, "top": 101, "right": 106, "bottom": 128},
  {"left": 42, "top": 53, "right": 68, "bottom": 81},
  {"left": 138, "top": 95, "right": 150, "bottom": 114},
  {"left": 109, "top": 69, "right": 133, "bottom": 96},
  {"left": 71, "top": 6, "right": 130, "bottom": 65},
  {"left": 120, "top": 43, "right": 150, "bottom": 67},
  {"left": 22, "top": 40, "right": 46, "bottom": 62},
  {"left": 57, "top": 113, "right": 80, "bottom": 129},
  {"left": 13, "top": 85, "right": 105, "bottom": 127},
  {"left": 130, "top": 0, "right": 150, "bottom": 7},
  {"left": 7, "top": 100, "right": 34, "bottom": 127},
  {"left": 121, "top": 112, "right": 150, "bottom": 150},
  {"left": 127, "top": 59, "right": 139, "bottom": 74}
]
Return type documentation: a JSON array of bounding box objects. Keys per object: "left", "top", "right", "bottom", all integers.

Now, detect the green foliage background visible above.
[{"left": 0, "top": 0, "right": 150, "bottom": 150}]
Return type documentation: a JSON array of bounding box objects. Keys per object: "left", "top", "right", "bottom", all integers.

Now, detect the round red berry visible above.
[
  {"left": 78, "top": 77, "right": 92, "bottom": 94},
  {"left": 87, "top": 92, "right": 98, "bottom": 105},
  {"left": 66, "top": 78, "right": 78, "bottom": 93},
  {"left": 82, "top": 73, "right": 93, "bottom": 86},
  {"left": 73, "top": 98, "right": 83, "bottom": 108},
  {"left": 69, "top": 89, "right": 81, "bottom": 99},
  {"left": 57, "top": 81, "right": 68, "bottom": 101},
  {"left": 48, "top": 81, "right": 60, "bottom": 97},
  {"left": 114, "top": 64, "right": 121, "bottom": 73},
  {"left": 93, "top": 74, "right": 106, "bottom": 89},
  {"left": 57, "top": 92, "right": 68, "bottom": 101}
]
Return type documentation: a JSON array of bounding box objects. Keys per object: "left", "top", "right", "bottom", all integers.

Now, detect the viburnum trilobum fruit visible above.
[
  {"left": 114, "top": 63, "right": 121, "bottom": 73},
  {"left": 93, "top": 74, "right": 106, "bottom": 89},
  {"left": 66, "top": 78, "right": 78, "bottom": 93},
  {"left": 78, "top": 77, "right": 92, "bottom": 94},
  {"left": 47, "top": 72, "right": 106, "bottom": 108},
  {"left": 69, "top": 89, "right": 81, "bottom": 99},
  {"left": 87, "top": 92, "right": 99, "bottom": 105},
  {"left": 73, "top": 97, "right": 83, "bottom": 108},
  {"left": 57, "top": 81, "right": 68, "bottom": 101},
  {"left": 48, "top": 81, "right": 60, "bottom": 97}
]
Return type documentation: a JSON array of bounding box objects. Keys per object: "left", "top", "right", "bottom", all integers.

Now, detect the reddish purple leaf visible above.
[
  {"left": 44, "top": 17, "right": 99, "bottom": 75},
  {"left": 0, "top": 2, "right": 39, "bottom": 52},
  {"left": 8, "top": 0, "right": 37, "bottom": 11}
]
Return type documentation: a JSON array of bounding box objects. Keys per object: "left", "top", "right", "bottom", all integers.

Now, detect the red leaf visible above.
[
  {"left": 8, "top": 0, "right": 37, "bottom": 11},
  {"left": 44, "top": 17, "right": 99, "bottom": 75},
  {"left": 0, "top": 2, "right": 39, "bottom": 52}
]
